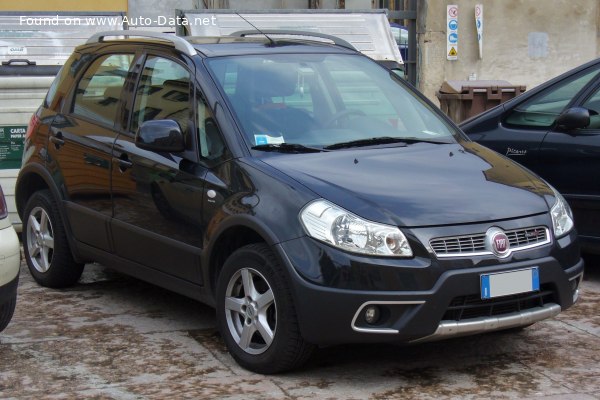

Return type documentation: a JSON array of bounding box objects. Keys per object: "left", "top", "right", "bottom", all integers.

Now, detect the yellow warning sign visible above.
[{"left": 448, "top": 47, "right": 457, "bottom": 56}]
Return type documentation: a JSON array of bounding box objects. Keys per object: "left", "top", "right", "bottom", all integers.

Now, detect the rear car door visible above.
[
  {"left": 49, "top": 52, "right": 135, "bottom": 251},
  {"left": 110, "top": 53, "right": 207, "bottom": 283}
]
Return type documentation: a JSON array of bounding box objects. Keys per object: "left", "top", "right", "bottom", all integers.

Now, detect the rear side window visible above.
[
  {"left": 72, "top": 54, "right": 134, "bottom": 126},
  {"left": 45, "top": 53, "right": 80, "bottom": 111}
]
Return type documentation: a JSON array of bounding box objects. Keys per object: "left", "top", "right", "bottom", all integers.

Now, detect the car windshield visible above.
[{"left": 206, "top": 53, "right": 458, "bottom": 149}]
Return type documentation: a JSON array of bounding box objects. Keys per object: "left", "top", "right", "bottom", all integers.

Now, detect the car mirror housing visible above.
[
  {"left": 136, "top": 120, "right": 185, "bottom": 153},
  {"left": 555, "top": 107, "right": 590, "bottom": 131}
]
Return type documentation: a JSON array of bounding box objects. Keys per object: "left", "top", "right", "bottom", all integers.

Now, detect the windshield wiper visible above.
[
  {"left": 324, "top": 136, "right": 408, "bottom": 150},
  {"left": 400, "top": 137, "right": 452, "bottom": 144},
  {"left": 324, "top": 136, "right": 450, "bottom": 150},
  {"left": 251, "top": 143, "right": 327, "bottom": 153}
]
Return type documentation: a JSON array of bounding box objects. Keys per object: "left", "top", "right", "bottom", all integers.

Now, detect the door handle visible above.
[
  {"left": 50, "top": 131, "right": 65, "bottom": 149},
  {"left": 112, "top": 154, "right": 133, "bottom": 172}
]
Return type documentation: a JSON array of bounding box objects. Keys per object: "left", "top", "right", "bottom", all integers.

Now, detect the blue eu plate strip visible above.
[
  {"left": 532, "top": 267, "right": 540, "bottom": 291},
  {"left": 481, "top": 275, "right": 491, "bottom": 299}
]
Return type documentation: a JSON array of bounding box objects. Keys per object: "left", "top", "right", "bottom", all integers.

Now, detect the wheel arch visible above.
[
  {"left": 16, "top": 163, "right": 62, "bottom": 220},
  {"left": 16, "top": 163, "right": 85, "bottom": 263},
  {"left": 205, "top": 215, "right": 297, "bottom": 304}
]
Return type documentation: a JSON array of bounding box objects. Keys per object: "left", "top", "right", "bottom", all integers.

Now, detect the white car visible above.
[{"left": 0, "top": 184, "right": 19, "bottom": 332}]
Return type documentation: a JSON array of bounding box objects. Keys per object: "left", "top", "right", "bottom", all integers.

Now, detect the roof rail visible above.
[
  {"left": 86, "top": 30, "right": 197, "bottom": 57},
  {"left": 230, "top": 30, "right": 356, "bottom": 52}
]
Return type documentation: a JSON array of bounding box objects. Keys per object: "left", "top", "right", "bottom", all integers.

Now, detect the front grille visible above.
[
  {"left": 430, "top": 226, "right": 550, "bottom": 257},
  {"left": 442, "top": 285, "right": 555, "bottom": 321},
  {"left": 505, "top": 227, "right": 548, "bottom": 247},
  {"left": 430, "top": 234, "right": 486, "bottom": 255}
]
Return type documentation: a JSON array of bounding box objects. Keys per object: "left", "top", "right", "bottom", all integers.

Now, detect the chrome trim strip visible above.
[
  {"left": 410, "top": 303, "right": 561, "bottom": 343},
  {"left": 569, "top": 272, "right": 584, "bottom": 303},
  {"left": 351, "top": 300, "right": 425, "bottom": 334},
  {"left": 569, "top": 272, "right": 584, "bottom": 282},
  {"left": 87, "top": 31, "right": 197, "bottom": 57},
  {"left": 435, "top": 251, "right": 491, "bottom": 258}
]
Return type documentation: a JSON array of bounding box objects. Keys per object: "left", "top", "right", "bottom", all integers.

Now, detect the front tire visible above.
[
  {"left": 216, "top": 243, "right": 314, "bottom": 374},
  {"left": 22, "top": 190, "right": 84, "bottom": 288}
]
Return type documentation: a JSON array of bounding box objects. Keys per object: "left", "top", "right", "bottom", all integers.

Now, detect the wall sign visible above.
[
  {"left": 447, "top": 5, "right": 458, "bottom": 60},
  {"left": 0, "top": 126, "right": 27, "bottom": 170},
  {"left": 475, "top": 4, "right": 483, "bottom": 59}
]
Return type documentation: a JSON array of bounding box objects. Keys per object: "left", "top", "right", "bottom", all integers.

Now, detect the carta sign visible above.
[{"left": 0, "top": 125, "right": 27, "bottom": 169}]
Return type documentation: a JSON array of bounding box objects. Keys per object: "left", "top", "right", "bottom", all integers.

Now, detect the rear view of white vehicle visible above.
[{"left": 0, "top": 184, "right": 19, "bottom": 332}]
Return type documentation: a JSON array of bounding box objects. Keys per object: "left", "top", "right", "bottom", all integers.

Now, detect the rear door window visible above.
[{"left": 72, "top": 54, "right": 134, "bottom": 127}]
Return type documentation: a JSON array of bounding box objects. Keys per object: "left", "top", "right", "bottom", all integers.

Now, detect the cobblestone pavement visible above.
[{"left": 1, "top": 250, "right": 599, "bottom": 399}]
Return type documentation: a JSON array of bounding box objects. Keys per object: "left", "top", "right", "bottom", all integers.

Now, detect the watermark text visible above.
[{"left": 19, "top": 15, "right": 217, "bottom": 27}]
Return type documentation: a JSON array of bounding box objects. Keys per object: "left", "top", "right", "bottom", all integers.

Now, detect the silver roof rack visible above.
[
  {"left": 86, "top": 30, "right": 197, "bottom": 57},
  {"left": 231, "top": 29, "right": 356, "bottom": 51}
]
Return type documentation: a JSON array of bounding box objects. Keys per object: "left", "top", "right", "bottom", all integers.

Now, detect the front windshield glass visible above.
[{"left": 206, "top": 53, "right": 458, "bottom": 149}]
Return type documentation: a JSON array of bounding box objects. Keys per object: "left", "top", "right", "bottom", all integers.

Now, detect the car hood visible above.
[{"left": 260, "top": 141, "right": 552, "bottom": 227}]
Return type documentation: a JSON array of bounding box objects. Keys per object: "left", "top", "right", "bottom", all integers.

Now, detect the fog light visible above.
[{"left": 364, "top": 305, "right": 380, "bottom": 324}]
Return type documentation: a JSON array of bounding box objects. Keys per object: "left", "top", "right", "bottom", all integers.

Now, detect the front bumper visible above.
[
  {"left": 413, "top": 302, "right": 561, "bottom": 343},
  {"left": 277, "top": 226, "right": 583, "bottom": 346}
]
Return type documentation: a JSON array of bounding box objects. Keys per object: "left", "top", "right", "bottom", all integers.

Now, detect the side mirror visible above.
[
  {"left": 555, "top": 107, "right": 590, "bottom": 131},
  {"left": 136, "top": 120, "right": 185, "bottom": 153}
]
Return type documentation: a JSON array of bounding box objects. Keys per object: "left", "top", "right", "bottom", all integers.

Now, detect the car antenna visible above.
[{"left": 235, "top": 12, "right": 276, "bottom": 47}]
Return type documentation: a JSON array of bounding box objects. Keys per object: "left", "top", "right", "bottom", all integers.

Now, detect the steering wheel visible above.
[{"left": 324, "top": 109, "right": 366, "bottom": 128}]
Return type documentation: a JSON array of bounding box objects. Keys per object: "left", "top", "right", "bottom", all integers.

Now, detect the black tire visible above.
[
  {"left": 216, "top": 243, "right": 314, "bottom": 374},
  {"left": 22, "top": 190, "right": 84, "bottom": 288},
  {"left": 0, "top": 295, "right": 16, "bottom": 332}
]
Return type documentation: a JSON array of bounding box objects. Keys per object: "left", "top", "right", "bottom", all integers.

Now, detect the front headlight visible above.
[
  {"left": 550, "top": 188, "right": 574, "bottom": 238},
  {"left": 300, "top": 199, "right": 413, "bottom": 257}
]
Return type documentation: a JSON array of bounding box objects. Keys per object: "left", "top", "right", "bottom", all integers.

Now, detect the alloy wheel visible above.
[
  {"left": 224, "top": 267, "right": 277, "bottom": 355},
  {"left": 26, "top": 206, "right": 55, "bottom": 273}
]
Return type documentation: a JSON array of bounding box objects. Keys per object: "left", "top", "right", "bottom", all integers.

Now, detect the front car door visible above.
[{"left": 111, "top": 52, "right": 213, "bottom": 284}]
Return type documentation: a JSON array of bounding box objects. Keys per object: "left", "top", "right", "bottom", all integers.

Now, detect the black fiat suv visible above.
[{"left": 16, "top": 30, "right": 583, "bottom": 373}]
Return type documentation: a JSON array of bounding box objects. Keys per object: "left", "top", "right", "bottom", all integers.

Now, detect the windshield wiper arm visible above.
[
  {"left": 251, "top": 143, "right": 327, "bottom": 153},
  {"left": 324, "top": 136, "right": 408, "bottom": 150},
  {"left": 324, "top": 136, "right": 451, "bottom": 150},
  {"left": 396, "top": 137, "right": 452, "bottom": 145}
]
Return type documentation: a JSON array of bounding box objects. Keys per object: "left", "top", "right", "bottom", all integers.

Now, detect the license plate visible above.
[{"left": 481, "top": 267, "right": 539, "bottom": 299}]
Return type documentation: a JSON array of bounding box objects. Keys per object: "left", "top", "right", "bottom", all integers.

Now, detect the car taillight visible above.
[
  {"left": 25, "top": 113, "right": 41, "bottom": 140},
  {"left": 0, "top": 185, "right": 7, "bottom": 219}
]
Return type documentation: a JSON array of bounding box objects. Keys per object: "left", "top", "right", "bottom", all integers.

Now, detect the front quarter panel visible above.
[{"left": 203, "top": 157, "right": 317, "bottom": 247}]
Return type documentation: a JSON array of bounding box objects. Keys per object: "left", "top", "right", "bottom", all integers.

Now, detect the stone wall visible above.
[{"left": 418, "top": 0, "right": 600, "bottom": 104}]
